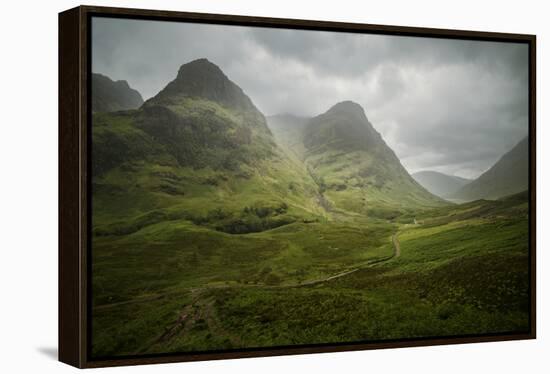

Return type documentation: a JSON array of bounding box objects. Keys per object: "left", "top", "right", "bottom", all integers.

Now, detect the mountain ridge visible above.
[
  {"left": 451, "top": 136, "right": 528, "bottom": 201},
  {"left": 147, "top": 58, "right": 260, "bottom": 115},
  {"left": 92, "top": 59, "right": 325, "bottom": 236},
  {"left": 93, "top": 59, "right": 446, "bottom": 237},
  {"left": 134, "top": 59, "right": 276, "bottom": 170},
  {"left": 303, "top": 101, "right": 382, "bottom": 153},
  {"left": 270, "top": 101, "right": 446, "bottom": 218},
  {"left": 91, "top": 73, "right": 144, "bottom": 113}
]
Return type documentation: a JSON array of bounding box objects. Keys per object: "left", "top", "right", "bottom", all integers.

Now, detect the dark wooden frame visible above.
[{"left": 59, "top": 5, "right": 537, "bottom": 368}]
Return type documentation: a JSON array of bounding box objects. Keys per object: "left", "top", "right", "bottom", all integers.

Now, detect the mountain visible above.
[
  {"left": 92, "top": 59, "right": 324, "bottom": 236},
  {"left": 452, "top": 137, "right": 529, "bottom": 202},
  {"left": 92, "top": 59, "right": 445, "bottom": 238},
  {"left": 136, "top": 58, "right": 277, "bottom": 171},
  {"left": 270, "top": 101, "right": 445, "bottom": 218},
  {"left": 412, "top": 171, "right": 471, "bottom": 198},
  {"left": 150, "top": 58, "right": 257, "bottom": 112},
  {"left": 91, "top": 73, "right": 144, "bottom": 113}
]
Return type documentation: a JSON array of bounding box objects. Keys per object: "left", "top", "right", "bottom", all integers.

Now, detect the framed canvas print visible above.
[{"left": 59, "top": 5, "right": 536, "bottom": 368}]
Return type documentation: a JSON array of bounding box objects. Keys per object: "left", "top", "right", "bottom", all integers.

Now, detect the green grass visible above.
[{"left": 91, "top": 192, "right": 529, "bottom": 357}]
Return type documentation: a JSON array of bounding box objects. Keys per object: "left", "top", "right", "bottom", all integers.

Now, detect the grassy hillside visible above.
[
  {"left": 92, "top": 59, "right": 328, "bottom": 239},
  {"left": 300, "top": 101, "right": 446, "bottom": 218},
  {"left": 92, "top": 105, "right": 325, "bottom": 239},
  {"left": 91, "top": 191, "right": 529, "bottom": 357}
]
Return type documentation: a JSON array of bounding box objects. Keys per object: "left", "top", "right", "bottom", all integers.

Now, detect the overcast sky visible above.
[{"left": 92, "top": 17, "right": 529, "bottom": 179}]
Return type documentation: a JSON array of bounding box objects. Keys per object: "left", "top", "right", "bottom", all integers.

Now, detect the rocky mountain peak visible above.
[
  {"left": 304, "top": 101, "right": 381, "bottom": 152},
  {"left": 91, "top": 73, "right": 144, "bottom": 113},
  {"left": 326, "top": 100, "right": 368, "bottom": 120},
  {"left": 150, "top": 58, "right": 257, "bottom": 112}
]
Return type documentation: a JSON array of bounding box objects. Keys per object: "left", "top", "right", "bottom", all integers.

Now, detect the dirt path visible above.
[
  {"left": 392, "top": 232, "right": 401, "bottom": 258},
  {"left": 290, "top": 268, "right": 360, "bottom": 287}
]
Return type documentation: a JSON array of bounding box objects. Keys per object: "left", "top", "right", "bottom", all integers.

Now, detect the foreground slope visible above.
[
  {"left": 92, "top": 190, "right": 529, "bottom": 356},
  {"left": 412, "top": 170, "right": 471, "bottom": 198},
  {"left": 452, "top": 137, "right": 528, "bottom": 201}
]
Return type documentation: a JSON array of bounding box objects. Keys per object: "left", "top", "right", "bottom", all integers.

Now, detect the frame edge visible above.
[
  {"left": 59, "top": 5, "right": 85, "bottom": 369},
  {"left": 529, "top": 35, "right": 536, "bottom": 340},
  {"left": 77, "top": 4, "right": 535, "bottom": 41},
  {"left": 60, "top": 5, "right": 537, "bottom": 368}
]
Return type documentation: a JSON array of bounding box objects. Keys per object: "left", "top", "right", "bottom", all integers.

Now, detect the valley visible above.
[
  {"left": 90, "top": 59, "right": 530, "bottom": 358},
  {"left": 91, "top": 191, "right": 529, "bottom": 357}
]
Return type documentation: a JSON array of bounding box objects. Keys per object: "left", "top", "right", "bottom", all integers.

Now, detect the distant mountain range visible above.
[
  {"left": 412, "top": 171, "right": 472, "bottom": 199},
  {"left": 91, "top": 73, "right": 143, "bottom": 113},
  {"left": 451, "top": 137, "right": 528, "bottom": 202}
]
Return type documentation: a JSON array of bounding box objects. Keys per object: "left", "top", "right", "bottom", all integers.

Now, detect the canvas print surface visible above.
[{"left": 90, "top": 16, "right": 531, "bottom": 358}]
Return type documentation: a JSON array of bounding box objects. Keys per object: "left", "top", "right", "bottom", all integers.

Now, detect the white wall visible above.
[{"left": 0, "top": 0, "right": 547, "bottom": 372}]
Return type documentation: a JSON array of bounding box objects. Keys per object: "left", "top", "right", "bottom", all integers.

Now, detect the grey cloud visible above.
[{"left": 92, "top": 17, "right": 529, "bottom": 179}]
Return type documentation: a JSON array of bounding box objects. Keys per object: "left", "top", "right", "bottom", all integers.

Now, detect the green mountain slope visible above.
[
  {"left": 412, "top": 171, "right": 471, "bottom": 198},
  {"left": 92, "top": 59, "right": 325, "bottom": 237},
  {"left": 91, "top": 73, "right": 144, "bottom": 113},
  {"left": 452, "top": 137, "right": 528, "bottom": 202},
  {"left": 276, "top": 101, "right": 446, "bottom": 218}
]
